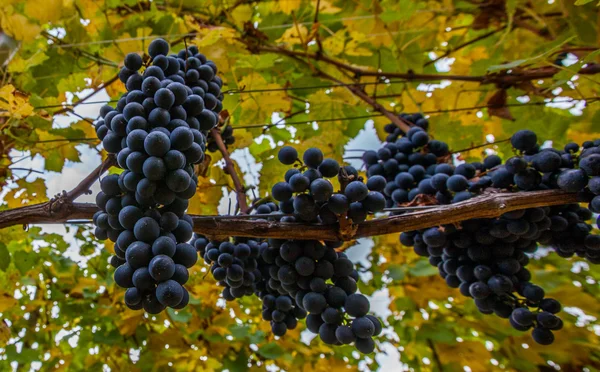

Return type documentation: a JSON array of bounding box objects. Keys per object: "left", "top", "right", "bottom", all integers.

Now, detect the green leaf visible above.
[
  {"left": 388, "top": 264, "right": 406, "bottom": 281},
  {"left": 0, "top": 244, "right": 10, "bottom": 272},
  {"left": 167, "top": 308, "right": 192, "bottom": 322},
  {"left": 416, "top": 323, "right": 457, "bottom": 343},
  {"left": 44, "top": 151, "right": 65, "bottom": 172},
  {"left": 257, "top": 342, "right": 284, "bottom": 359},
  {"left": 222, "top": 349, "right": 249, "bottom": 372},
  {"left": 394, "top": 297, "right": 415, "bottom": 310},
  {"left": 92, "top": 328, "right": 122, "bottom": 345},
  {"left": 408, "top": 259, "right": 438, "bottom": 277},
  {"left": 574, "top": 0, "right": 594, "bottom": 4},
  {"left": 13, "top": 250, "right": 39, "bottom": 275},
  {"left": 488, "top": 36, "right": 576, "bottom": 71},
  {"left": 229, "top": 325, "right": 250, "bottom": 339}
]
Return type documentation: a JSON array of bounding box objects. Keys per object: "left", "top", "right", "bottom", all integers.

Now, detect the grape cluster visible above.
[
  {"left": 92, "top": 38, "right": 223, "bottom": 313},
  {"left": 401, "top": 208, "right": 564, "bottom": 345},
  {"left": 194, "top": 236, "right": 383, "bottom": 354},
  {"left": 364, "top": 121, "right": 600, "bottom": 262},
  {"left": 195, "top": 237, "right": 264, "bottom": 300},
  {"left": 382, "top": 113, "right": 429, "bottom": 143},
  {"left": 274, "top": 146, "right": 386, "bottom": 224},
  {"left": 361, "top": 116, "right": 600, "bottom": 344},
  {"left": 363, "top": 126, "right": 455, "bottom": 208},
  {"left": 207, "top": 125, "right": 235, "bottom": 152},
  {"left": 260, "top": 239, "right": 382, "bottom": 353}
]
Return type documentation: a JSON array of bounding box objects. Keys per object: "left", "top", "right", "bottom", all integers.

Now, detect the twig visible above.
[
  {"left": 8, "top": 168, "right": 45, "bottom": 175},
  {"left": 254, "top": 45, "right": 600, "bottom": 85},
  {"left": 54, "top": 74, "right": 119, "bottom": 115},
  {"left": 424, "top": 26, "right": 507, "bottom": 67},
  {"left": 65, "top": 155, "right": 116, "bottom": 202},
  {"left": 451, "top": 137, "right": 512, "bottom": 154},
  {"left": 427, "top": 339, "right": 444, "bottom": 372},
  {"left": 210, "top": 128, "right": 249, "bottom": 213}
]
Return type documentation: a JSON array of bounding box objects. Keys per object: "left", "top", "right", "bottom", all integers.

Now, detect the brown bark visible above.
[
  {"left": 0, "top": 190, "right": 579, "bottom": 241},
  {"left": 209, "top": 128, "right": 249, "bottom": 213}
]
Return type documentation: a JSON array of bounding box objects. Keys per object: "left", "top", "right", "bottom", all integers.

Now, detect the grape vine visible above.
[{"left": 86, "top": 37, "right": 600, "bottom": 354}]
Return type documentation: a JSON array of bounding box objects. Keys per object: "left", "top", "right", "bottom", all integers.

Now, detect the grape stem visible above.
[
  {"left": 209, "top": 127, "right": 249, "bottom": 213},
  {"left": 54, "top": 75, "right": 120, "bottom": 115},
  {"left": 65, "top": 155, "right": 117, "bottom": 202}
]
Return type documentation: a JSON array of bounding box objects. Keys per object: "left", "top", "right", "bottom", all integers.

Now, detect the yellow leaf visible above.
[
  {"left": 70, "top": 120, "right": 100, "bottom": 142},
  {"left": 0, "top": 294, "right": 17, "bottom": 312},
  {"left": 0, "top": 7, "right": 41, "bottom": 41},
  {"left": 318, "top": 0, "right": 342, "bottom": 14},
  {"left": 322, "top": 30, "right": 346, "bottom": 56},
  {"left": 238, "top": 73, "right": 290, "bottom": 123},
  {"left": 69, "top": 277, "right": 98, "bottom": 297},
  {"left": 0, "top": 320, "right": 10, "bottom": 347},
  {"left": 117, "top": 310, "right": 144, "bottom": 336},
  {"left": 24, "top": 0, "right": 71, "bottom": 24},
  {"left": 276, "top": 24, "right": 309, "bottom": 46},
  {"left": 230, "top": 4, "right": 253, "bottom": 28},
  {"left": 346, "top": 31, "right": 373, "bottom": 57},
  {"left": 435, "top": 341, "right": 493, "bottom": 371},
  {"left": 187, "top": 169, "right": 228, "bottom": 215},
  {"left": 4, "top": 178, "right": 48, "bottom": 208},
  {"left": 7, "top": 50, "right": 49, "bottom": 73},
  {"left": 227, "top": 128, "right": 254, "bottom": 151},
  {"left": 280, "top": 0, "right": 302, "bottom": 14},
  {"left": 0, "top": 84, "right": 34, "bottom": 119}
]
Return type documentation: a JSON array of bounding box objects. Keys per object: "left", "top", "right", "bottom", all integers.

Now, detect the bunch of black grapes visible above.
[
  {"left": 207, "top": 125, "right": 235, "bottom": 152},
  {"left": 259, "top": 238, "right": 383, "bottom": 353},
  {"left": 195, "top": 236, "right": 264, "bottom": 300},
  {"left": 194, "top": 235, "right": 383, "bottom": 354},
  {"left": 273, "top": 146, "right": 386, "bottom": 224},
  {"left": 364, "top": 124, "right": 600, "bottom": 262},
  {"left": 486, "top": 130, "right": 600, "bottom": 262},
  {"left": 401, "top": 209, "right": 564, "bottom": 345},
  {"left": 362, "top": 119, "right": 600, "bottom": 344},
  {"left": 92, "top": 38, "right": 224, "bottom": 313}
]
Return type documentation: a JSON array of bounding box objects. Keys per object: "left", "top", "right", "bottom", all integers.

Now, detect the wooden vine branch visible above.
[
  {"left": 255, "top": 45, "right": 600, "bottom": 85},
  {"left": 0, "top": 190, "right": 579, "bottom": 241},
  {"left": 210, "top": 127, "right": 249, "bottom": 213},
  {"left": 65, "top": 155, "right": 116, "bottom": 202}
]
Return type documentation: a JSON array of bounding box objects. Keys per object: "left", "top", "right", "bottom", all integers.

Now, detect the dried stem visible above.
[
  {"left": 255, "top": 45, "right": 600, "bottom": 85},
  {"left": 65, "top": 155, "right": 117, "bottom": 202},
  {"left": 54, "top": 74, "right": 119, "bottom": 115},
  {"left": 210, "top": 128, "right": 249, "bottom": 213}
]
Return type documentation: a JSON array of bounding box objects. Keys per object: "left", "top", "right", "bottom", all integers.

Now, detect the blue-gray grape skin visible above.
[
  {"left": 93, "top": 39, "right": 225, "bottom": 314},
  {"left": 367, "top": 122, "right": 600, "bottom": 345},
  {"left": 195, "top": 235, "right": 382, "bottom": 354}
]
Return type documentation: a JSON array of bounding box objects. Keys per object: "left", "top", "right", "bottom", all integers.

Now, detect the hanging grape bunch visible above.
[
  {"left": 196, "top": 236, "right": 265, "bottom": 300},
  {"left": 194, "top": 235, "right": 383, "bottom": 354},
  {"left": 361, "top": 116, "right": 600, "bottom": 345},
  {"left": 91, "top": 38, "right": 224, "bottom": 314},
  {"left": 207, "top": 125, "right": 235, "bottom": 152},
  {"left": 273, "top": 146, "right": 387, "bottom": 224}
]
